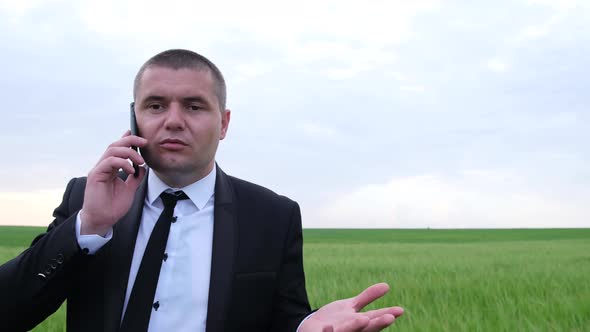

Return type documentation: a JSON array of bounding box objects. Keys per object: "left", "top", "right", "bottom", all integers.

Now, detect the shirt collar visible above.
[{"left": 147, "top": 164, "right": 217, "bottom": 210}]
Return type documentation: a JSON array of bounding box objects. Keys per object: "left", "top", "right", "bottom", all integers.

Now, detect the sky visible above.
[{"left": 0, "top": 0, "right": 588, "bottom": 228}]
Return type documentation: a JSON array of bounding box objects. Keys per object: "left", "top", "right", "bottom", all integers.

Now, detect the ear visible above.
[{"left": 220, "top": 109, "right": 231, "bottom": 140}]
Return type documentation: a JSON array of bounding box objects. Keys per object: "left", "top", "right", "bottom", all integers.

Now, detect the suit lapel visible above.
[
  {"left": 206, "top": 166, "right": 237, "bottom": 332},
  {"left": 103, "top": 175, "right": 148, "bottom": 332}
]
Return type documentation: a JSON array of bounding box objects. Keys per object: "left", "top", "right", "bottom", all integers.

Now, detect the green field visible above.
[{"left": 1, "top": 226, "right": 589, "bottom": 331}]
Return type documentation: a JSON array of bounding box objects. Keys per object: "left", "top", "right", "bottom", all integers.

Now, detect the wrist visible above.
[{"left": 79, "top": 210, "right": 110, "bottom": 236}]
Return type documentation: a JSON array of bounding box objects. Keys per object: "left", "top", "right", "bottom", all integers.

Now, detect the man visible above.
[{"left": 0, "top": 49, "right": 403, "bottom": 331}]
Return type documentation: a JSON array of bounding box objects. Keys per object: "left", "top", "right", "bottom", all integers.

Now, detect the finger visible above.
[
  {"left": 93, "top": 157, "right": 136, "bottom": 178},
  {"left": 100, "top": 147, "right": 145, "bottom": 166},
  {"left": 352, "top": 283, "right": 390, "bottom": 312},
  {"left": 361, "top": 314, "right": 396, "bottom": 332},
  {"left": 108, "top": 135, "right": 147, "bottom": 149},
  {"left": 391, "top": 306, "right": 404, "bottom": 317},
  {"left": 362, "top": 306, "right": 404, "bottom": 319},
  {"left": 335, "top": 316, "right": 370, "bottom": 332},
  {"left": 125, "top": 164, "right": 146, "bottom": 188},
  {"left": 121, "top": 130, "right": 131, "bottom": 138}
]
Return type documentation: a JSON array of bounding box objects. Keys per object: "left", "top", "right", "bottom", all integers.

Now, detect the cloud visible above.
[
  {"left": 321, "top": 63, "right": 374, "bottom": 80},
  {"left": 299, "top": 123, "right": 338, "bottom": 138},
  {"left": 486, "top": 58, "right": 508, "bottom": 73},
  {"left": 514, "top": 12, "right": 564, "bottom": 42},
  {"left": 308, "top": 170, "right": 590, "bottom": 228},
  {"left": 519, "top": 24, "right": 552, "bottom": 40},
  {"left": 0, "top": 0, "right": 440, "bottom": 80},
  {"left": 0, "top": 0, "right": 44, "bottom": 16},
  {"left": 387, "top": 71, "right": 409, "bottom": 82},
  {"left": 525, "top": 0, "right": 588, "bottom": 10},
  {"left": 399, "top": 85, "right": 425, "bottom": 93},
  {"left": 232, "top": 61, "right": 274, "bottom": 84},
  {"left": 1, "top": 0, "right": 588, "bottom": 230},
  {"left": 516, "top": 0, "right": 590, "bottom": 43}
]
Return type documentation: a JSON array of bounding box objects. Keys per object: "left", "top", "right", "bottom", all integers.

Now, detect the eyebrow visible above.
[
  {"left": 182, "top": 96, "right": 210, "bottom": 105},
  {"left": 140, "top": 95, "right": 210, "bottom": 105},
  {"left": 141, "top": 95, "right": 166, "bottom": 104}
]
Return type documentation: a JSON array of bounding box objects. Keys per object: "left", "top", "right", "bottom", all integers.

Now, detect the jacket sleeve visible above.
[
  {"left": 270, "top": 202, "right": 312, "bottom": 332},
  {"left": 0, "top": 177, "right": 90, "bottom": 331}
]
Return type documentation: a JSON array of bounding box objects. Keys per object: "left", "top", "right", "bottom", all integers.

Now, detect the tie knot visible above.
[{"left": 160, "top": 191, "right": 189, "bottom": 209}]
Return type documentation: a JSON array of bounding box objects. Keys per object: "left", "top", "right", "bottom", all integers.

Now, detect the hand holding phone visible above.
[{"left": 81, "top": 128, "right": 146, "bottom": 236}]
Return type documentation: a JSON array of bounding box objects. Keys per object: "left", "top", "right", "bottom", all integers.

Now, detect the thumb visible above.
[{"left": 125, "top": 165, "right": 146, "bottom": 189}]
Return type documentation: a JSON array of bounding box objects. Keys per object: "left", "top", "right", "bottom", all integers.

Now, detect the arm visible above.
[
  {"left": 270, "top": 202, "right": 313, "bottom": 332},
  {"left": 0, "top": 131, "right": 147, "bottom": 330},
  {"left": 0, "top": 177, "right": 89, "bottom": 330}
]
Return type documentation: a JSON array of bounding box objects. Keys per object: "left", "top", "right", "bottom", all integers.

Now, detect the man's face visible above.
[{"left": 134, "top": 66, "right": 230, "bottom": 184}]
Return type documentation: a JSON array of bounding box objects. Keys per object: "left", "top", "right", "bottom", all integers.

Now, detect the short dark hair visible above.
[{"left": 133, "top": 49, "right": 227, "bottom": 110}]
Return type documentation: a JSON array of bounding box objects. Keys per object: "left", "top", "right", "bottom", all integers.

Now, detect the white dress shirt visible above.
[{"left": 76, "top": 166, "right": 216, "bottom": 332}]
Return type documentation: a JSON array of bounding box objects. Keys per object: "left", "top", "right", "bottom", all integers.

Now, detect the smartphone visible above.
[{"left": 130, "top": 102, "right": 140, "bottom": 178}]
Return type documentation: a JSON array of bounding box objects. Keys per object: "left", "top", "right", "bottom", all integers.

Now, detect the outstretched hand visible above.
[{"left": 300, "top": 283, "right": 403, "bottom": 332}]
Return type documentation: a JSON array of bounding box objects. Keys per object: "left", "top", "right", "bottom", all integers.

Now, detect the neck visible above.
[{"left": 153, "top": 163, "right": 214, "bottom": 188}]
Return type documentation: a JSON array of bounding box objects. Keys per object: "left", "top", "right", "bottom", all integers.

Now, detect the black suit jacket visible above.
[{"left": 0, "top": 167, "right": 311, "bottom": 331}]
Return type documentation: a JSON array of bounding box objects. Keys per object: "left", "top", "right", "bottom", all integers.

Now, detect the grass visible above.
[{"left": 1, "top": 227, "right": 589, "bottom": 331}]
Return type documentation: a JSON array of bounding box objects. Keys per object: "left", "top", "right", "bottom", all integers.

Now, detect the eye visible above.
[
  {"left": 148, "top": 104, "right": 164, "bottom": 112},
  {"left": 188, "top": 105, "right": 202, "bottom": 111}
]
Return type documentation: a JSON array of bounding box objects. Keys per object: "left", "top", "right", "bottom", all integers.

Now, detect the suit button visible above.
[
  {"left": 82, "top": 248, "right": 90, "bottom": 254},
  {"left": 56, "top": 254, "right": 64, "bottom": 264},
  {"left": 44, "top": 266, "right": 52, "bottom": 275}
]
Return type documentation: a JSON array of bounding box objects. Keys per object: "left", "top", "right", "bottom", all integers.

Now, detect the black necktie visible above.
[{"left": 120, "top": 191, "right": 189, "bottom": 331}]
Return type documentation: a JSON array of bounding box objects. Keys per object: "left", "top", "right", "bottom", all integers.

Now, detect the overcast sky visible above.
[{"left": 0, "top": 0, "right": 588, "bottom": 228}]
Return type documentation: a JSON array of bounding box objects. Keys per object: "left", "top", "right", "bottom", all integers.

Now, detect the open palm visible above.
[{"left": 300, "top": 283, "right": 404, "bottom": 332}]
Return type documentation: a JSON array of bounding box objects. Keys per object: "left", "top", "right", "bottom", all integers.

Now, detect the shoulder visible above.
[
  {"left": 226, "top": 175, "right": 298, "bottom": 210},
  {"left": 223, "top": 174, "right": 303, "bottom": 245},
  {"left": 59, "top": 176, "right": 88, "bottom": 212}
]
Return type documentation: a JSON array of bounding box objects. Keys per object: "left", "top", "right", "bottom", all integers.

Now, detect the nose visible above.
[{"left": 164, "top": 102, "right": 185, "bottom": 131}]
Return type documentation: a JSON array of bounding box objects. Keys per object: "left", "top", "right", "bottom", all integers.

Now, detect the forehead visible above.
[{"left": 136, "top": 66, "right": 218, "bottom": 105}]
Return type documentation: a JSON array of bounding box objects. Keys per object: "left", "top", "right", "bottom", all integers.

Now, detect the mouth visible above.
[{"left": 159, "top": 138, "right": 188, "bottom": 151}]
